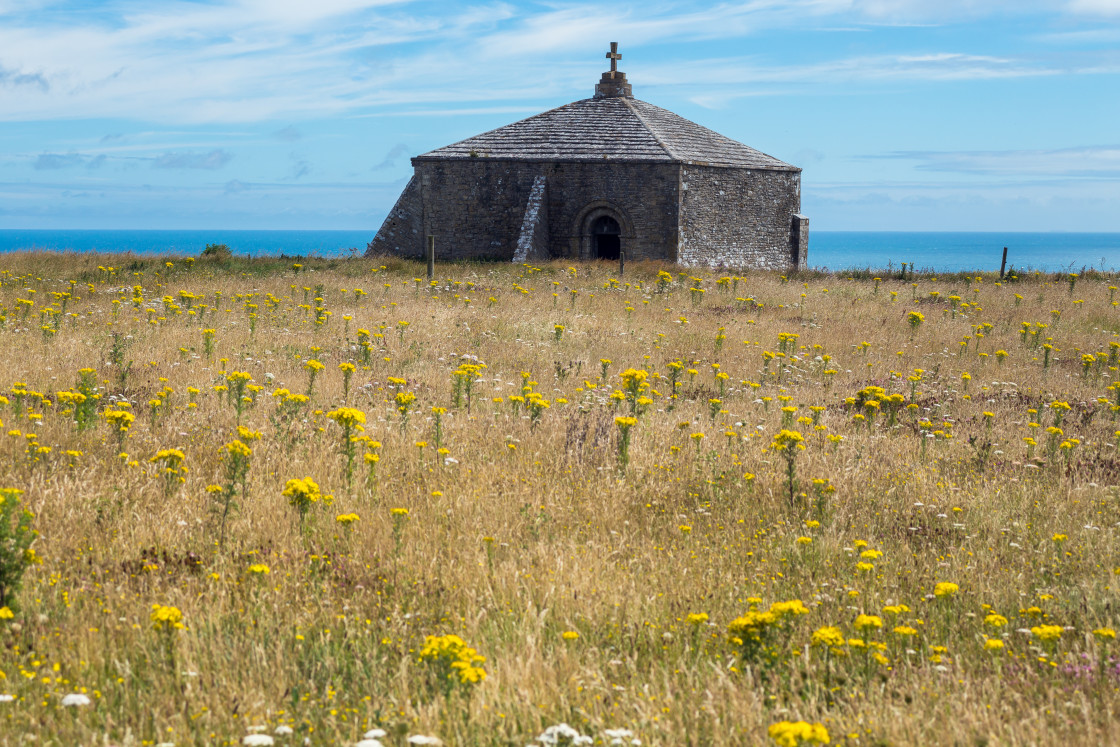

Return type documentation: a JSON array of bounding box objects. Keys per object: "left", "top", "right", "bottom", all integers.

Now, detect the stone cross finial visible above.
[
  {"left": 606, "top": 42, "right": 621, "bottom": 76},
  {"left": 594, "top": 41, "right": 632, "bottom": 98}
]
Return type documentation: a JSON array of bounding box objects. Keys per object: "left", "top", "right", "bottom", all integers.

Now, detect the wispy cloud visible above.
[
  {"left": 671, "top": 50, "right": 1084, "bottom": 108},
  {"left": 152, "top": 150, "right": 233, "bottom": 169},
  {"left": 1068, "top": 0, "right": 1120, "bottom": 16},
  {"left": 34, "top": 152, "right": 85, "bottom": 169},
  {"left": 0, "top": 63, "right": 48, "bottom": 90},
  {"left": 0, "top": 0, "right": 1115, "bottom": 123},
  {"left": 287, "top": 156, "right": 311, "bottom": 180},
  {"left": 32, "top": 152, "right": 110, "bottom": 169},
  {"left": 273, "top": 126, "right": 302, "bottom": 142},
  {"left": 26, "top": 147, "right": 235, "bottom": 170},
  {"left": 872, "top": 146, "right": 1120, "bottom": 176},
  {"left": 372, "top": 143, "right": 410, "bottom": 170}
]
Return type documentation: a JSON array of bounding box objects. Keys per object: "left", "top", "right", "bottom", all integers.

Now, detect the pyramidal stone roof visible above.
[{"left": 416, "top": 56, "right": 798, "bottom": 172}]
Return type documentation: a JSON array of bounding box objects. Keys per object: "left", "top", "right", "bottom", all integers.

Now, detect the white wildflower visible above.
[
  {"left": 536, "top": 723, "right": 592, "bottom": 745},
  {"left": 603, "top": 728, "right": 638, "bottom": 746}
]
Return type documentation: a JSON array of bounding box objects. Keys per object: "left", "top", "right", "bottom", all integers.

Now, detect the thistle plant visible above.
[
  {"left": 1081, "top": 353, "right": 1095, "bottom": 378},
  {"left": 214, "top": 439, "right": 252, "bottom": 550},
  {"left": 526, "top": 395, "right": 550, "bottom": 430},
  {"left": 771, "top": 429, "right": 806, "bottom": 507},
  {"left": 884, "top": 393, "right": 905, "bottom": 427},
  {"left": 810, "top": 477, "right": 835, "bottom": 519},
  {"left": 619, "top": 368, "right": 648, "bottom": 415},
  {"left": 104, "top": 408, "right": 135, "bottom": 450},
  {"left": 0, "top": 487, "right": 37, "bottom": 618},
  {"left": 390, "top": 506, "right": 409, "bottom": 555},
  {"left": 150, "top": 604, "right": 185, "bottom": 671},
  {"left": 418, "top": 633, "right": 487, "bottom": 695},
  {"left": 304, "top": 358, "right": 325, "bottom": 398},
  {"left": 1050, "top": 400, "right": 1071, "bottom": 426},
  {"left": 283, "top": 476, "right": 322, "bottom": 533},
  {"left": 762, "top": 350, "right": 775, "bottom": 376},
  {"left": 907, "top": 310, "right": 924, "bottom": 338},
  {"left": 150, "top": 448, "right": 187, "bottom": 499},
  {"left": 10, "top": 387, "right": 35, "bottom": 422},
  {"left": 933, "top": 581, "right": 959, "bottom": 637},
  {"left": 727, "top": 599, "right": 808, "bottom": 667},
  {"left": 335, "top": 513, "right": 359, "bottom": 536},
  {"left": 452, "top": 363, "right": 481, "bottom": 412},
  {"left": 148, "top": 397, "right": 163, "bottom": 430},
  {"left": 666, "top": 360, "right": 683, "bottom": 394},
  {"left": 326, "top": 407, "right": 365, "bottom": 490},
  {"left": 226, "top": 371, "right": 252, "bottom": 424},
  {"left": 780, "top": 405, "right": 796, "bottom": 428},
  {"left": 68, "top": 368, "right": 99, "bottom": 431},
  {"left": 270, "top": 388, "right": 309, "bottom": 443},
  {"left": 339, "top": 362, "right": 356, "bottom": 402},
  {"left": 396, "top": 391, "right": 416, "bottom": 432},
  {"left": 615, "top": 416, "right": 636, "bottom": 472}
]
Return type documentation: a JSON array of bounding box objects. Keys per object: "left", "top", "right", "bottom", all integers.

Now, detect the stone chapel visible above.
[{"left": 366, "top": 44, "right": 808, "bottom": 269}]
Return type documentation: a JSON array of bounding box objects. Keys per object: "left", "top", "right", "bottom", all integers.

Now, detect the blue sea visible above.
[{"left": 1, "top": 229, "right": 1119, "bottom": 273}]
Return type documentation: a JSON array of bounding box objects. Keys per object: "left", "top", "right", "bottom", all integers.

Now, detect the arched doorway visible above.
[
  {"left": 571, "top": 202, "right": 633, "bottom": 260},
  {"left": 591, "top": 215, "right": 621, "bottom": 260}
]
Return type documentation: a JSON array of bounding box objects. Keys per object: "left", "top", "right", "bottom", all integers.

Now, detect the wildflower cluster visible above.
[{"left": 418, "top": 633, "right": 488, "bottom": 692}]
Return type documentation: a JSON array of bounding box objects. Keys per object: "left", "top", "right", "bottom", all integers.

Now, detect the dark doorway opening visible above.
[{"left": 591, "top": 216, "right": 621, "bottom": 260}]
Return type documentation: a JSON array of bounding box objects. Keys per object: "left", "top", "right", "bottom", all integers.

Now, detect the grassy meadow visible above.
[{"left": 2, "top": 251, "right": 1120, "bottom": 746}]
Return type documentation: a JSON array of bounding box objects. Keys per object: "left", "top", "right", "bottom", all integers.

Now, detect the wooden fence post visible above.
[{"left": 426, "top": 235, "right": 435, "bottom": 281}]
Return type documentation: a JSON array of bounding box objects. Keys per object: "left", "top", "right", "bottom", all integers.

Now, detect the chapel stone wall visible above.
[
  {"left": 366, "top": 176, "right": 424, "bottom": 258},
  {"left": 543, "top": 161, "right": 679, "bottom": 261},
  {"left": 413, "top": 159, "right": 681, "bottom": 262},
  {"left": 676, "top": 165, "right": 803, "bottom": 270}
]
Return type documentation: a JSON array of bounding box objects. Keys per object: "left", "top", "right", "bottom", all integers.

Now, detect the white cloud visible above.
[
  {"left": 1068, "top": 0, "right": 1120, "bottom": 15},
  {"left": 0, "top": 0, "right": 1115, "bottom": 124},
  {"left": 650, "top": 51, "right": 1063, "bottom": 96}
]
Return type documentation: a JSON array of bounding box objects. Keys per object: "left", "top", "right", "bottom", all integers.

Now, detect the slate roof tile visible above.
[{"left": 416, "top": 97, "right": 797, "bottom": 171}]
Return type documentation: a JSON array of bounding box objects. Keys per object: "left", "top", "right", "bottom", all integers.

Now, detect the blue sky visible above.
[{"left": 1, "top": 0, "right": 1119, "bottom": 232}]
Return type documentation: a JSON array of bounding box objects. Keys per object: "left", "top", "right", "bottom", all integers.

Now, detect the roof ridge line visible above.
[{"left": 621, "top": 97, "right": 679, "bottom": 161}]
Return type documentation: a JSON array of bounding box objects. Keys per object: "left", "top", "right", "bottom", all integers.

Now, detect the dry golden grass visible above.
[{"left": 1, "top": 251, "right": 1119, "bottom": 746}]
